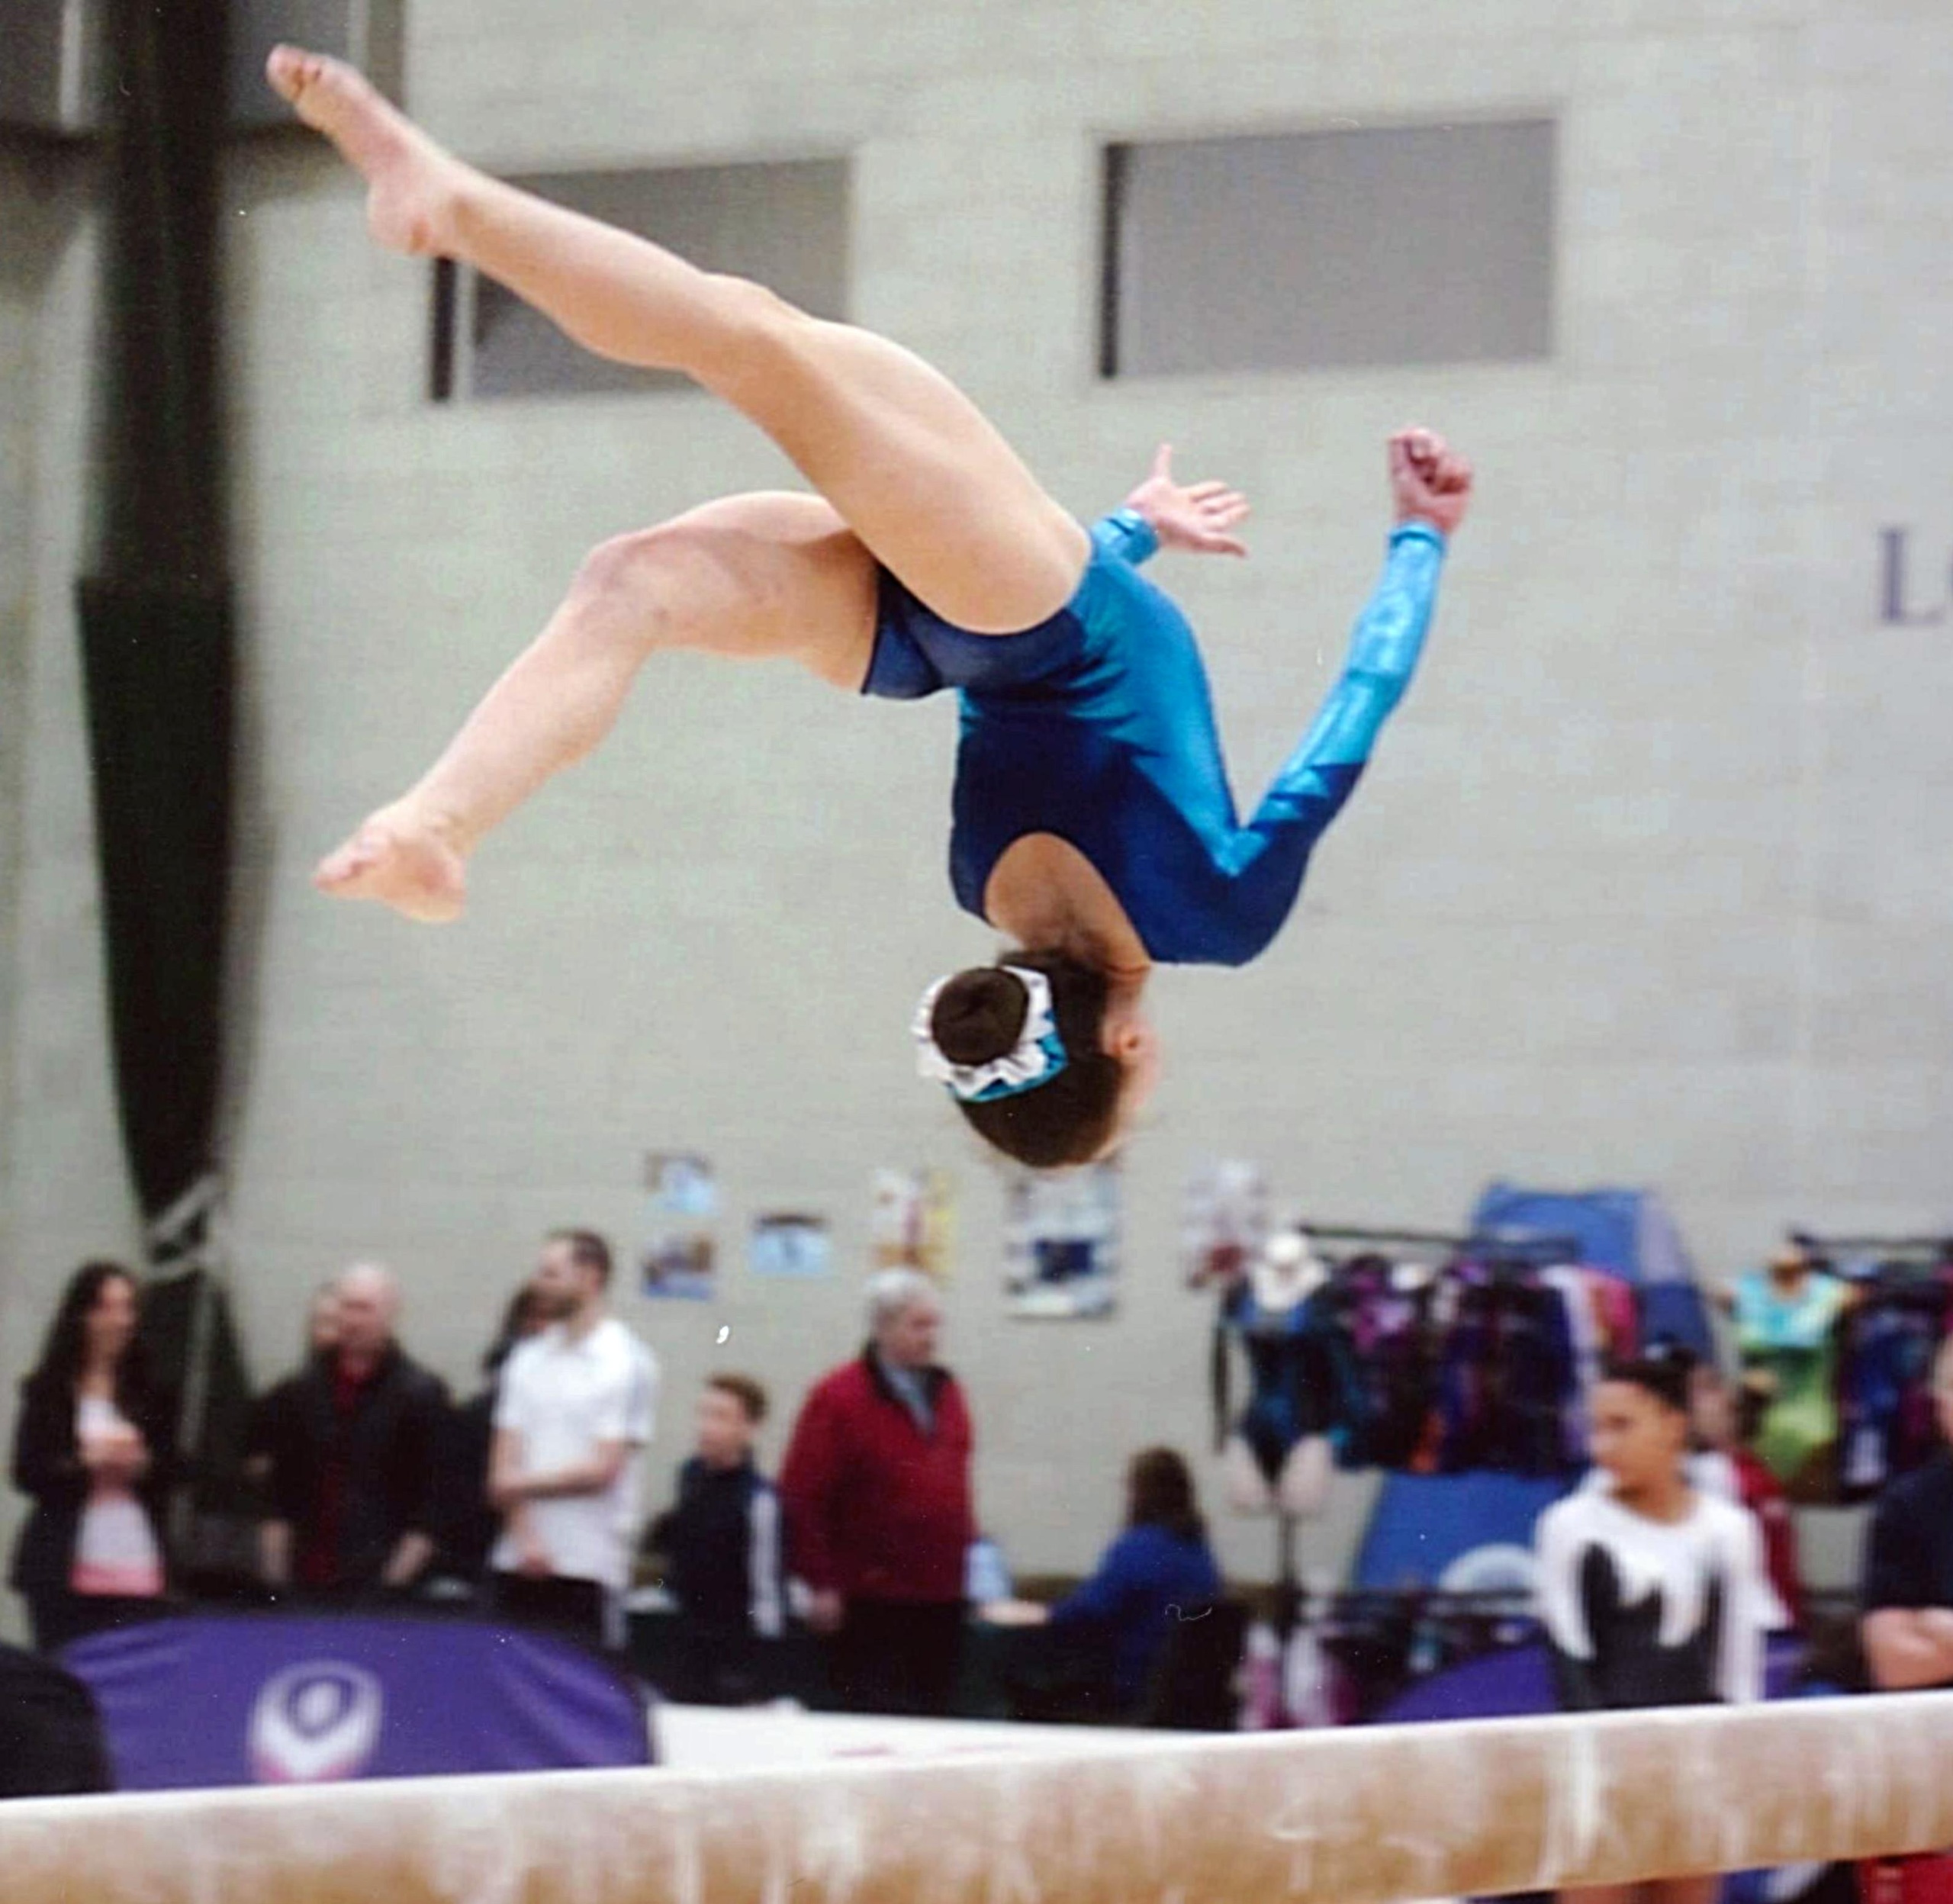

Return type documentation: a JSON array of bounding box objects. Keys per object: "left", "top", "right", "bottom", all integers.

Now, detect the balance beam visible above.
[{"left": 2, "top": 1692, "right": 1948, "bottom": 1903}]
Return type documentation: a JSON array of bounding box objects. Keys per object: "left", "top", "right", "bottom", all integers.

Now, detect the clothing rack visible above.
[
  {"left": 1741, "top": 1233, "right": 1953, "bottom": 1508},
  {"left": 1787, "top": 1229, "right": 1953, "bottom": 1256},
  {"left": 1293, "top": 1222, "right": 1584, "bottom": 1260},
  {"left": 1211, "top": 1228, "right": 1614, "bottom": 1491}
]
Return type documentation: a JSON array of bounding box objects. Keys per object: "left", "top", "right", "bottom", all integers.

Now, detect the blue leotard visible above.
[{"left": 861, "top": 509, "right": 1446, "bottom": 966}]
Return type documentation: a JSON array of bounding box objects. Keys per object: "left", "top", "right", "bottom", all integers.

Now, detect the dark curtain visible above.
[
  {"left": 139, "top": 1269, "right": 261, "bottom": 1584},
  {"left": 76, "top": 1, "right": 233, "bottom": 1239},
  {"left": 74, "top": 3, "right": 240, "bottom": 1536}
]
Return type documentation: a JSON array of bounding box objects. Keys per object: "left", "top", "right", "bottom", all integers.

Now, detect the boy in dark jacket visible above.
[{"left": 647, "top": 1374, "right": 784, "bottom": 1703}]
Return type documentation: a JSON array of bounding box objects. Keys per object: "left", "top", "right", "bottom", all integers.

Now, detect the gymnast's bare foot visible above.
[
  {"left": 314, "top": 807, "right": 468, "bottom": 923},
  {"left": 265, "top": 45, "right": 467, "bottom": 258}
]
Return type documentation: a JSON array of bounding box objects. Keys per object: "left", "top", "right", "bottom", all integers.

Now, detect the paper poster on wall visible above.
[
  {"left": 1005, "top": 1163, "right": 1118, "bottom": 1319},
  {"left": 640, "top": 1152, "right": 716, "bottom": 1301},
  {"left": 749, "top": 1212, "right": 832, "bottom": 1280},
  {"left": 1182, "top": 1160, "right": 1270, "bottom": 1290},
  {"left": 869, "top": 1169, "right": 954, "bottom": 1282}
]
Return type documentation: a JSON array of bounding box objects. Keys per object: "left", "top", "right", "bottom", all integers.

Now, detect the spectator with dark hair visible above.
[
  {"left": 489, "top": 1230, "right": 658, "bottom": 1649},
  {"left": 779, "top": 1269, "right": 975, "bottom": 1716},
  {"left": 436, "top": 1285, "right": 549, "bottom": 1589},
  {"left": 1044, "top": 1448, "right": 1222, "bottom": 1710},
  {"left": 1861, "top": 1337, "right": 1953, "bottom": 1691},
  {"left": 9, "top": 1262, "right": 174, "bottom": 1653},
  {"left": 245, "top": 1282, "right": 343, "bottom": 1517},
  {"left": 645, "top": 1373, "right": 785, "bottom": 1703},
  {"left": 1857, "top": 1337, "right": 1953, "bottom": 1904},
  {"left": 259, "top": 1262, "right": 449, "bottom": 1605},
  {"left": 993, "top": 1446, "right": 1223, "bottom": 1721}
]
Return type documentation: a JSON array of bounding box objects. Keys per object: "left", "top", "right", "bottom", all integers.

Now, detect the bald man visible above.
[{"left": 259, "top": 1263, "right": 451, "bottom": 1605}]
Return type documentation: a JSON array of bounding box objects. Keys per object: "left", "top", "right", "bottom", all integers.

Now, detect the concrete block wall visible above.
[
  {"left": 0, "top": 150, "right": 134, "bottom": 1314},
  {"left": 4, "top": 0, "right": 1950, "bottom": 1594},
  {"left": 0, "top": 145, "right": 144, "bottom": 1619},
  {"left": 0, "top": 153, "right": 39, "bottom": 1282}
]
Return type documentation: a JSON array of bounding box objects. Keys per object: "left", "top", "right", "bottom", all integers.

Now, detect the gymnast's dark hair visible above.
[
  {"left": 929, "top": 950, "right": 1122, "bottom": 1168},
  {"left": 1600, "top": 1343, "right": 1698, "bottom": 1414}
]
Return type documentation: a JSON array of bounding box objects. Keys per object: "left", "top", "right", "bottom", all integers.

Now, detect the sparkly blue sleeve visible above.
[
  {"left": 1089, "top": 509, "right": 1160, "bottom": 568},
  {"left": 1215, "top": 519, "right": 1446, "bottom": 927}
]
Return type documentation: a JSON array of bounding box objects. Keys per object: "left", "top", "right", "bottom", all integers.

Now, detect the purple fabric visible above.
[
  {"left": 1375, "top": 1634, "right": 1807, "bottom": 1726},
  {"left": 62, "top": 1612, "right": 649, "bottom": 1790}
]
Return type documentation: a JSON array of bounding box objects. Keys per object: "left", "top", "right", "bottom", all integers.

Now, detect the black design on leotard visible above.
[{"left": 1534, "top": 1486, "right": 1770, "bottom": 1709}]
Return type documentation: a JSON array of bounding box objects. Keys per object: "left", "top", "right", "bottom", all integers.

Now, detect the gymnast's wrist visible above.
[
  {"left": 1390, "top": 516, "right": 1447, "bottom": 551},
  {"left": 1105, "top": 506, "right": 1162, "bottom": 560}
]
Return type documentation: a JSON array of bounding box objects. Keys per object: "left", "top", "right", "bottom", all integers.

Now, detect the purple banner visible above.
[
  {"left": 63, "top": 1613, "right": 652, "bottom": 1790},
  {"left": 1376, "top": 1635, "right": 1813, "bottom": 1726}
]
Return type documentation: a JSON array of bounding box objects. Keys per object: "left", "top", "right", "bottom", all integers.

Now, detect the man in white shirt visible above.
[{"left": 488, "top": 1230, "right": 657, "bottom": 1649}]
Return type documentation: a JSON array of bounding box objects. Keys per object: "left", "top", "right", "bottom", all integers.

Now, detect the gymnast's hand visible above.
[
  {"left": 1389, "top": 428, "right": 1473, "bottom": 539},
  {"left": 1123, "top": 443, "right": 1251, "bottom": 557}
]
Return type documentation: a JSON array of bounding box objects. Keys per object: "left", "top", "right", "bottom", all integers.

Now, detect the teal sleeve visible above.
[
  {"left": 1089, "top": 508, "right": 1160, "bottom": 568},
  {"left": 1212, "top": 519, "right": 1446, "bottom": 919},
  {"left": 1286, "top": 519, "right": 1446, "bottom": 771}
]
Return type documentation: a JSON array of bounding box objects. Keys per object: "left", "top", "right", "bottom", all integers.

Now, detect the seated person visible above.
[
  {"left": 644, "top": 1373, "right": 785, "bottom": 1703},
  {"left": 1861, "top": 1337, "right": 1953, "bottom": 1692},
  {"left": 999, "top": 1447, "right": 1223, "bottom": 1720}
]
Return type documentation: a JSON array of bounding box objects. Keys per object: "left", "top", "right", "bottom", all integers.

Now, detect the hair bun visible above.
[{"left": 931, "top": 966, "right": 1029, "bottom": 1066}]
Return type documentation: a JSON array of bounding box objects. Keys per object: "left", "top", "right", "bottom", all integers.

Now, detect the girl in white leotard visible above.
[{"left": 1535, "top": 1352, "right": 1774, "bottom": 1904}]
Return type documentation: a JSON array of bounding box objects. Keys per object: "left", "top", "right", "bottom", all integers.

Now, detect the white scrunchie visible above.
[{"left": 913, "top": 966, "right": 1067, "bottom": 1102}]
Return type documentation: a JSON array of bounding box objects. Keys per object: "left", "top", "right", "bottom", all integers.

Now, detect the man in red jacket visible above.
[{"left": 779, "top": 1269, "right": 974, "bottom": 1716}]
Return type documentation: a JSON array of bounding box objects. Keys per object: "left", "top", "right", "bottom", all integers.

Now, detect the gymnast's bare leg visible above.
[{"left": 267, "top": 47, "right": 1088, "bottom": 920}]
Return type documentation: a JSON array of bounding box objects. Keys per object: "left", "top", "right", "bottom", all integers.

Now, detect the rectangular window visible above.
[
  {"left": 434, "top": 158, "right": 851, "bottom": 402},
  {"left": 0, "top": 0, "right": 401, "bottom": 137},
  {"left": 1101, "top": 121, "right": 1554, "bottom": 378}
]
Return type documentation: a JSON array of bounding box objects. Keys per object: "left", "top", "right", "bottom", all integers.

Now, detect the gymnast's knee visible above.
[
  {"left": 693, "top": 272, "right": 818, "bottom": 396},
  {"left": 565, "top": 525, "right": 705, "bottom": 651}
]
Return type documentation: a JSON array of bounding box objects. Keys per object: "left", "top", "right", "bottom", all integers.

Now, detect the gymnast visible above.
[{"left": 270, "top": 47, "right": 1473, "bottom": 1167}]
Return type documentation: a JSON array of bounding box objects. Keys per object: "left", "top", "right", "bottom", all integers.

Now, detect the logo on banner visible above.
[
  {"left": 1437, "top": 1542, "right": 1540, "bottom": 1600},
  {"left": 249, "top": 1660, "right": 384, "bottom": 1783}
]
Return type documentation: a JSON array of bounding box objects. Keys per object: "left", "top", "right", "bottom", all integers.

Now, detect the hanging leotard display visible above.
[
  {"left": 1214, "top": 1275, "right": 1363, "bottom": 1483},
  {"left": 1833, "top": 1254, "right": 1953, "bottom": 1501},
  {"left": 1733, "top": 1268, "right": 1851, "bottom": 1494},
  {"left": 1208, "top": 1231, "right": 1643, "bottom": 1481}
]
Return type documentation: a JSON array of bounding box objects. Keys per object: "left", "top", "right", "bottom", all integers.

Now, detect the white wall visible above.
[
  {"left": 0, "top": 145, "right": 143, "bottom": 1626},
  {"left": 0, "top": 152, "right": 38, "bottom": 1285},
  {"left": 8, "top": 0, "right": 1951, "bottom": 1596}
]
